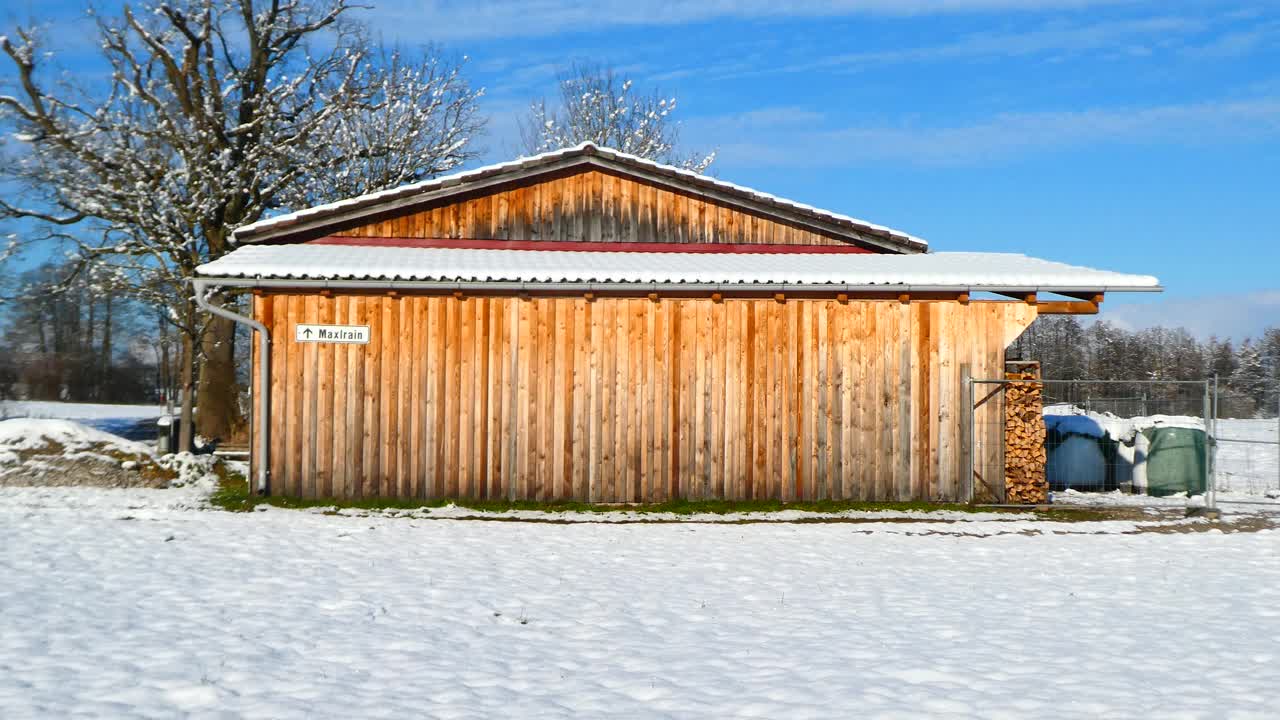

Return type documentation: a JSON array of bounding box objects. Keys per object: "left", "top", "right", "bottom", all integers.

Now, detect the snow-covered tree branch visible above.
[
  {"left": 0, "top": 0, "right": 485, "bottom": 445},
  {"left": 519, "top": 62, "right": 714, "bottom": 173}
]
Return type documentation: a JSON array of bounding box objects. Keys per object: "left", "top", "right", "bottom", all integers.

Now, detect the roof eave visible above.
[
  {"left": 193, "top": 274, "right": 1162, "bottom": 295},
  {"left": 232, "top": 152, "right": 927, "bottom": 254}
]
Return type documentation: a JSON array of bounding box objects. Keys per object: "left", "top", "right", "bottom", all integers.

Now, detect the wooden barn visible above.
[{"left": 195, "top": 143, "right": 1159, "bottom": 503}]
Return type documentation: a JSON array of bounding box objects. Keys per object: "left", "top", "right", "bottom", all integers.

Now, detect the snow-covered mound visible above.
[
  {"left": 0, "top": 418, "right": 155, "bottom": 460},
  {"left": 1043, "top": 404, "right": 1203, "bottom": 443},
  {"left": 0, "top": 419, "right": 219, "bottom": 490}
]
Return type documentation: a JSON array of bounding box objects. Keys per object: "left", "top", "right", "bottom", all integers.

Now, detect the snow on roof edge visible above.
[
  {"left": 231, "top": 142, "right": 928, "bottom": 250},
  {"left": 195, "top": 246, "right": 1161, "bottom": 291}
]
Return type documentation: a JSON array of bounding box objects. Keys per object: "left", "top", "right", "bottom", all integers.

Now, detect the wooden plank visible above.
[
  {"left": 653, "top": 299, "right": 669, "bottom": 501},
  {"left": 586, "top": 298, "right": 601, "bottom": 502},
  {"left": 443, "top": 296, "right": 460, "bottom": 497},
  {"left": 483, "top": 298, "right": 502, "bottom": 499},
  {"left": 316, "top": 296, "right": 335, "bottom": 498},
  {"left": 552, "top": 299, "right": 569, "bottom": 499},
  {"left": 379, "top": 297, "right": 397, "bottom": 498},
  {"left": 675, "top": 301, "right": 691, "bottom": 497},
  {"left": 640, "top": 299, "right": 654, "bottom": 501},
  {"left": 539, "top": 299, "right": 555, "bottom": 500},
  {"left": 515, "top": 297, "right": 531, "bottom": 499},
  {"left": 268, "top": 296, "right": 286, "bottom": 495},
  {"left": 396, "top": 296, "right": 412, "bottom": 498},
  {"left": 423, "top": 297, "right": 440, "bottom": 497},
  {"left": 571, "top": 298, "right": 588, "bottom": 500},
  {"left": 829, "top": 302, "right": 844, "bottom": 500},
  {"left": 598, "top": 299, "right": 614, "bottom": 501},
  {"left": 814, "top": 301, "right": 828, "bottom": 500},
  {"left": 503, "top": 299, "right": 520, "bottom": 500},
  {"left": 286, "top": 295, "right": 304, "bottom": 498},
  {"left": 615, "top": 298, "right": 631, "bottom": 502},
  {"left": 458, "top": 295, "right": 475, "bottom": 497},
  {"left": 764, "top": 300, "right": 778, "bottom": 499},
  {"left": 785, "top": 300, "right": 799, "bottom": 500},
  {"left": 793, "top": 298, "right": 803, "bottom": 499},
  {"left": 710, "top": 297, "right": 725, "bottom": 499},
  {"left": 347, "top": 297, "right": 365, "bottom": 498}
]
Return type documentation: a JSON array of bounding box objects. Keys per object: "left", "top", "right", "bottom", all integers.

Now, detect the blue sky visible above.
[{"left": 6, "top": 0, "right": 1280, "bottom": 338}]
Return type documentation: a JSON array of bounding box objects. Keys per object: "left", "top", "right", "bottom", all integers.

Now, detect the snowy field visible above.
[
  {"left": 0, "top": 400, "right": 167, "bottom": 440},
  {"left": 3, "top": 485, "right": 1279, "bottom": 718}
]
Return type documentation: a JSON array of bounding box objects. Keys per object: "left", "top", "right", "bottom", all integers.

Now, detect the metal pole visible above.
[
  {"left": 1203, "top": 377, "right": 1215, "bottom": 510},
  {"left": 962, "top": 371, "right": 972, "bottom": 502},
  {"left": 1212, "top": 375, "right": 1218, "bottom": 509}
]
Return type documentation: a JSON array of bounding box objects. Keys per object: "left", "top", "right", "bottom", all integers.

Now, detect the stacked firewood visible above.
[{"left": 1004, "top": 370, "right": 1048, "bottom": 504}]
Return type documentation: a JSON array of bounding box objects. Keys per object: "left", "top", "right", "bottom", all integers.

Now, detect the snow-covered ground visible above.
[
  {"left": 0, "top": 400, "right": 167, "bottom": 440},
  {"left": 2, "top": 485, "right": 1279, "bottom": 718}
]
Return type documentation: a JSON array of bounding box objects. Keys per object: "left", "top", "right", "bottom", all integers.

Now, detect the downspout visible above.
[{"left": 192, "top": 278, "right": 271, "bottom": 494}]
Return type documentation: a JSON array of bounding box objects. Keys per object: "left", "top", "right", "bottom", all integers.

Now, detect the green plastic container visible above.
[{"left": 1142, "top": 427, "right": 1207, "bottom": 497}]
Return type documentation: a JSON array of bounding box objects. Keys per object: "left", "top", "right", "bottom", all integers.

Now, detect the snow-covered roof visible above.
[
  {"left": 196, "top": 243, "right": 1161, "bottom": 292},
  {"left": 231, "top": 142, "right": 927, "bottom": 252}
]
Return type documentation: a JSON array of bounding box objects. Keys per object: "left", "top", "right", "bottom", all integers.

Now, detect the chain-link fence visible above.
[{"left": 969, "top": 378, "right": 1237, "bottom": 506}]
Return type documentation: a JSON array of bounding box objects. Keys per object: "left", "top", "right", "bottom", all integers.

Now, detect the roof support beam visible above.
[{"left": 1036, "top": 298, "right": 1102, "bottom": 315}]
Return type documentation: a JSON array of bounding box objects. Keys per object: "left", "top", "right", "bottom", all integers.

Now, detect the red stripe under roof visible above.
[{"left": 308, "top": 236, "right": 878, "bottom": 254}]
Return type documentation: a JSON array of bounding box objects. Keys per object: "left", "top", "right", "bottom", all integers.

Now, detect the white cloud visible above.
[
  {"left": 770, "top": 16, "right": 1206, "bottom": 74},
  {"left": 691, "top": 97, "right": 1280, "bottom": 167},
  {"left": 376, "top": 0, "right": 1137, "bottom": 40},
  {"left": 1100, "top": 291, "right": 1280, "bottom": 340},
  {"left": 1180, "top": 20, "right": 1280, "bottom": 58}
]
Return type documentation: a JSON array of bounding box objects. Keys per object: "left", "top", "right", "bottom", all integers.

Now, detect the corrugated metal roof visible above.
[
  {"left": 230, "top": 143, "right": 928, "bottom": 252},
  {"left": 196, "top": 243, "right": 1160, "bottom": 292}
]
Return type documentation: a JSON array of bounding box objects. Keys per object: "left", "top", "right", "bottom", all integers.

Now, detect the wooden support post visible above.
[
  {"left": 774, "top": 293, "right": 786, "bottom": 304},
  {"left": 960, "top": 363, "right": 972, "bottom": 502}
]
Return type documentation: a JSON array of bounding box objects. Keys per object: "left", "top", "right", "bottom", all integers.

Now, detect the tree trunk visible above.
[
  {"left": 195, "top": 295, "right": 239, "bottom": 442},
  {"left": 159, "top": 310, "right": 173, "bottom": 414},
  {"left": 100, "top": 293, "right": 113, "bottom": 401},
  {"left": 178, "top": 330, "right": 196, "bottom": 454},
  {"left": 85, "top": 297, "right": 96, "bottom": 400}
]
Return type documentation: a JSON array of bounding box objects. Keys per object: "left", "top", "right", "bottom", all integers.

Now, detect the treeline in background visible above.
[
  {"left": 0, "top": 262, "right": 182, "bottom": 405},
  {"left": 1010, "top": 316, "right": 1280, "bottom": 419}
]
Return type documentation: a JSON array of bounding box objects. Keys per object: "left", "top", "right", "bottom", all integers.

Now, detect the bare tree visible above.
[
  {"left": 520, "top": 62, "right": 714, "bottom": 172},
  {"left": 0, "top": 0, "right": 485, "bottom": 449}
]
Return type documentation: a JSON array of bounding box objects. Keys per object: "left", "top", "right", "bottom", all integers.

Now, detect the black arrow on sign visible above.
[{"left": 303, "top": 328, "right": 313, "bottom": 338}]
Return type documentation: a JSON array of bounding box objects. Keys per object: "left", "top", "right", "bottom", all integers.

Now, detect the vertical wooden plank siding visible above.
[
  {"left": 253, "top": 295, "right": 1035, "bottom": 502},
  {"left": 329, "top": 170, "right": 867, "bottom": 248}
]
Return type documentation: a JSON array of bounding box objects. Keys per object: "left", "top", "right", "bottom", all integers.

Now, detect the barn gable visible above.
[{"left": 232, "top": 143, "right": 927, "bottom": 253}]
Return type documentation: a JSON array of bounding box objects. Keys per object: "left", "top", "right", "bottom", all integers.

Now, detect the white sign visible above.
[{"left": 295, "top": 324, "right": 370, "bottom": 344}]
